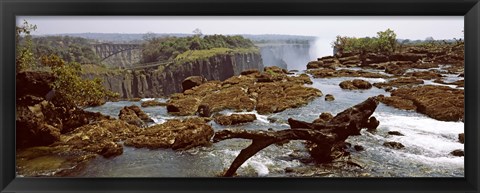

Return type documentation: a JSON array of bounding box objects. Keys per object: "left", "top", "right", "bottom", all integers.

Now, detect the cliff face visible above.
[{"left": 85, "top": 52, "right": 263, "bottom": 98}]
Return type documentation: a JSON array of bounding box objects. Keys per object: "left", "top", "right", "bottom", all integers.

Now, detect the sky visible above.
[{"left": 18, "top": 16, "right": 464, "bottom": 40}]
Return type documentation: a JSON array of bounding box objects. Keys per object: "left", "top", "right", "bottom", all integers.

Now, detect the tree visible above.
[
  {"left": 192, "top": 28, "right": 203, "bottom": 36},
  {"left": 376, "top": 28, "right": 397, "bottom": 54},
  {"left": 16, "top": 20, "right": 37, "bottom": 72},
  {"left": 41, "top": 54, "right": 119, "bottom": 107}
]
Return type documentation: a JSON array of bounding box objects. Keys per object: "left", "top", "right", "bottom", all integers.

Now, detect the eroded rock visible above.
[{"left": 214, "top": 114, "right": 257, "bottom": 125}]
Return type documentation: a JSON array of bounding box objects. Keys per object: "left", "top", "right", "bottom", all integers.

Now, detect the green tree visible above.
[
  {"left": 376, "top": 28, "right": 397, "bottom": 54},
  {"left": 41, "top": 54, "right": 119, "bottom": 107},
  {"left": 16, "top": 20, "right": 37, "bottom": 72}
]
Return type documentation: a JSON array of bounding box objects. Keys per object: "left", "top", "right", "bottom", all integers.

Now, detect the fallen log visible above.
[{"left": 213, "top": 97, "right": 379, "bottom": 177}]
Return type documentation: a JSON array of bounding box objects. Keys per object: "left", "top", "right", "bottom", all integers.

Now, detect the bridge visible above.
[{"left": 92, "top": 43, "right": 142, "bottom": 61}]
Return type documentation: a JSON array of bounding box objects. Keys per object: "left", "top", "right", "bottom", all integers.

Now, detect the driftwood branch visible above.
[{"left": 213, "top": 97, "right": 379, "bottom": 177}]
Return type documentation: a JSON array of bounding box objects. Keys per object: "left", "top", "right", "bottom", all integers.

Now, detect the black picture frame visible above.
[{"left": 1, "top": 0, "right": 479, "bottom": 192}]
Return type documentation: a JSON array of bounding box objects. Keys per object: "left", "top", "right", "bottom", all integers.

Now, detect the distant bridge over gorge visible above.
[{"left": 91, "top": 43, "right": 142, "bottom": 68}]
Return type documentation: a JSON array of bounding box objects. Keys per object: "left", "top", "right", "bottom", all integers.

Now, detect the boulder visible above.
[
  {"left": 339, "top": 79, "right": 372, "bottom": 90},
  {"left": 383, "top": 141, "right": 405, "bottom": 149},
  {"left": 240, "top": 69, "right": 260, "bottom": 76},
  {"left": 214, "top": 114, "right": 257, "bottom": 125},
  {"left": 313, "top": 112, "right": 334, "bottom": 123},
  {"left": 458, "top": 133, "right": 464, "bottom": 144},
  {"left": 119, "top": 105, "right": 153, "bottom": 127},
  {"left": 182, "top": 76, "right": 207, "bottom": 92},
  {"left": 450, "top": 149, "right": 464, "bottom": 157},
  {"left": 388, "top": 131, "right": 404, "bottom": 136},
  {"left": 385, "top": 64, "right": 407, "bottom": 75},
  {"left": 124, "top": 118, "right": 214, "bottom": 150},
  {"left": 325, "top": 94, "right": 335, "bottom": 101}
]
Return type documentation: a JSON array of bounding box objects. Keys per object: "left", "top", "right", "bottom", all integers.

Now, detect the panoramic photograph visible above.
[{"left": 15, "top": 16, "right": 464, "bottom": 177}]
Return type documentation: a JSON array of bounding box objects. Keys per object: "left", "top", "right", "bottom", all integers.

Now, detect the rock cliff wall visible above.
[{"left": 84, "top": 52, "right": 263, "bottom": 98}]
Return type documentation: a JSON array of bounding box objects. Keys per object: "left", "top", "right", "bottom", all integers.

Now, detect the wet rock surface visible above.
[
  {"left": 450, "top": 149, "right": 464, "bottom": 157},
  {"left": 339, "top": 79, "right": 372, "bottom": 90},
  {"left": 119, "top": 105, "right": 154, "bottom": 127},
  {"left": 124, "top": 118, "right": 214, "bottom": 150},
  {"left": 214, "top": 114, "right": 257, "bottom": 125},
  {"left": 141, "top": 100, "right": 167, "bottom": 107},
  {"left": 377, "top": 95, "right": 417, "bottom": 111},
  {"left": 373, "top": 77, "right": 424, "bottom": 89},
  {"left": 390, "top": 85, "right": 464, "bottom": 121},
  {"left": 167, "top": 67, "right": 322, "bottom": 116}
]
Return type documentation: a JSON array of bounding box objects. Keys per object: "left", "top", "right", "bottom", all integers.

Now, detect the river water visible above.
[{"left": 80, "top": 68, "right": 464, "bottom": 177}]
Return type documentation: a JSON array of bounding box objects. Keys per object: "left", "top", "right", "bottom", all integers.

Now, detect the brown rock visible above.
[
  {"left": 240, "top": 69, "right": 260, "bottom": 76},
  {"left": 325, "top": 94, "right": 335, "bottom": 101},
  {"left": 182, "top": 76, "right": 207, "bottom": 92},
  {"left": 124, "top": 118, "right": 214, "bottom": 150},
  {"left": 119, "top": 105, "right": 153, "bottom": 127},
  {"left": 313, "top": 112, "right": 334, "bottom": 123},
  {"left": 214, "top": 114, "right": 257, "bottom": 125},
  {"left": 405, "top": 70, "right": 443, "bottom": 80},
  {"left": 339, "top": 79, "right": 372, "bottom": 90},
  {"left": 378, "top": 95, "right": 417, "bottom": 111},
  {"left": 458, "top": 133, "right": 464, "bottom": 144},
  {"left": 141, "top": 100, "right": 167, "bottom": 107},
  {"left": 391, "top": 85, "right": 464, "bottom": 121},
  {"left": 264, "top": 66, "right": 288, "bottom": 74},
  {"left": 450, "top": 149, "right": 464, "bottom": 157}
]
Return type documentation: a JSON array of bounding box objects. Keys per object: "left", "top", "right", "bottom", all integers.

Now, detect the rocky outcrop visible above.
[
  {"left": 124, "top": 118, "right": 214, "bottom": 150},
  {"left": 339, "top": 79, "right": 372, "bottom": 90},
  {"left": 182, "top": 76, "right": 208, "bottom": 92},
  {"left": 118, "top": 105, "right": 153, "bottom": 127},
  {"left": 214, "top": 114, "right": 257, "bottom": 125},
  {"left": 451, "top": 149, "right": 464, "bottom": 157},
  {"left": 308, "top": 68, "right": 387, "bottom": 79},
  {"left": 141, "top": 100, "right": 167, "bottom": 107},
  {"left": 459, "top": 133, "right": 465, "bottom": 144},
  {"left": 325, "top": 94, "right": 335, "bottom": 101},
  {"left": 85, "top": 52, "right": 263, "bottom": 98},
  {"left": 377, "top": 95, "right": 417, "bottom": 111},
  {"left": 389, "top": 85, "right": 464, "bottom": 121},
  {"left": 167, "top": 68, "right": 321, "bottom": 116}
]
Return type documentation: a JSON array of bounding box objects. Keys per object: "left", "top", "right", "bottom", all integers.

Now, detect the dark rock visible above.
[
  {"left": 388, "top": 131, "right": 404, "bottom": 136},
  {"left": 364, "top": 116, "right": 380, "bottom": 131},
  {"left": 325, "top": 94, "right": 335, "bottom": 101},
  {"left": 339, "top": 79, "right": 372, "bottom": 90},
  {"left": 450, "top": 149, "right": 464, "bottom": 157},
  {"left": 124, "top": 118, "right": 214, "bottom": 150},
  {"left": 182, "top": 76, "right": 208, "bottom": 92},
  {"left": 313, "top": 112, "right": 334, "bottom": 124},
  {"left": 458, "top": 133, "right": 464, "bottom": 144},
  {"left": 197, "top": 104, "right": 211, "bottom": 117},
  {"left": 214, "top": 114, "right": 257, "bottom": 125},
  {"left": 383, "top": 141, "right": 405, "bottom": 149},
  {"left": 354, "top": 145, "right": 365, "bottom": 151}
]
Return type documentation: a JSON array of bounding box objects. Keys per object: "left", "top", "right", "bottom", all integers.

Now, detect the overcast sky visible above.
[{"left": 18, "top": 16, "right": 463, "bottom": 40}]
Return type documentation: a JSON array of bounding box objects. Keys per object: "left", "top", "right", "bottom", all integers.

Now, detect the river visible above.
[{"left": 79, "top": 67, "right": 464, "bottom": 177}]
